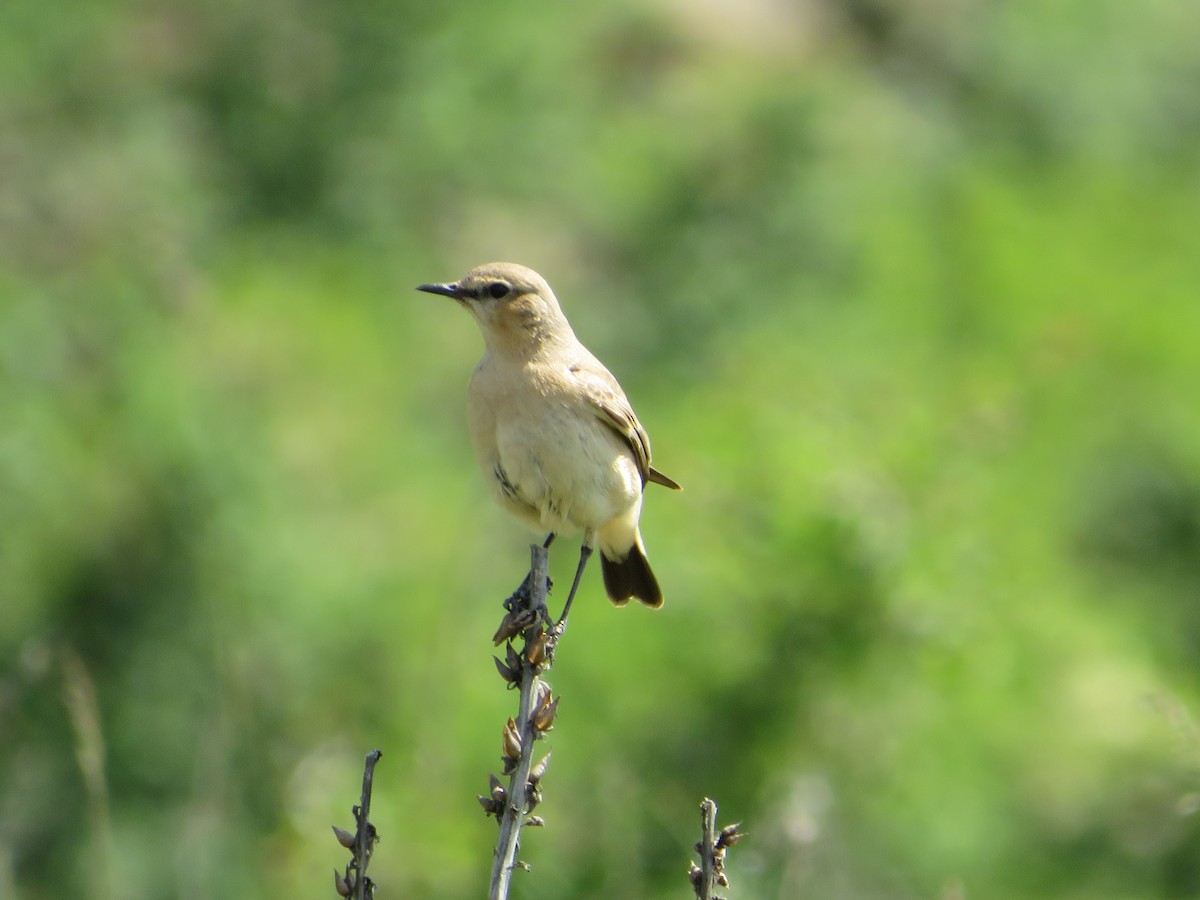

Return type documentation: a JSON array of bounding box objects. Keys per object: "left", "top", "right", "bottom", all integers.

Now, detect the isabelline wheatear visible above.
[{"left": 418, "top": 262, "right": 680, "bottom": 616}]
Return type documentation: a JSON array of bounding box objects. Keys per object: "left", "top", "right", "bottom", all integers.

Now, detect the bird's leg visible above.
[
  {"left": 554, "top": 544, "right": 593, "bottom": 632},
  {"left": 503, "top": 533, "right": 556, "bottom": 613}
]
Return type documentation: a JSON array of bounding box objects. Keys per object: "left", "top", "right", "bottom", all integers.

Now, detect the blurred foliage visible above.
[{"left": 2, "top": 0, "right": 1200, "bottom": 897}]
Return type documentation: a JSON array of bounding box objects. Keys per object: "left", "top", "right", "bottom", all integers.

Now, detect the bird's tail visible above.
[{"left": 600, "top": 536, "right": 664, "bottom": 608}]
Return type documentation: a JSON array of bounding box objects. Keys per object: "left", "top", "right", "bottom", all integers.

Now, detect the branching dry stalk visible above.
[
  {"left": 689, "top": 797, "right": 746, "bottom": 900},
  {"left": 333, "top": 749, "right": 382, "bottom": 899},
  {"left": 481, "top": 543, "right": 560, "bottom": 900}
]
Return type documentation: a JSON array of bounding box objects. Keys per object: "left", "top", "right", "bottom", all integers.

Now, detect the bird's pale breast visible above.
[{"left": 468, "top": 357, "right": 642, "bottom": 539}]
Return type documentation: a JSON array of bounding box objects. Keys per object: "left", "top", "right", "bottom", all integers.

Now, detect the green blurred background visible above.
[{"left": 3, "top": 1, "right": 1200, "bottom": 897}]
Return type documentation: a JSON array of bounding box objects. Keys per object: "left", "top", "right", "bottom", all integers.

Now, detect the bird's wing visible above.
[{"left": 570, "top": 361, "right": 682, "bottom": 491}]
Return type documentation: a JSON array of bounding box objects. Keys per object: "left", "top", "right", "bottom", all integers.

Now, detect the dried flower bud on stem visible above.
[
  {"left": 691, "top": 797, "right": 744, "bottom": 900},
  {"left": 332, "top": 750, "right": 382, "bottom": 900},
  {"left": 489, "top": 543, "right": 564, "bottom": 900}
]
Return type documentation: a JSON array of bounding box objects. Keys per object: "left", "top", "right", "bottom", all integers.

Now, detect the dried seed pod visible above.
[
  {"left": 502, "top": 717, "right": 522, "bottom": 761},
  {"left": 494, "top": 607, "right": 540, "bottom": 645},
  {"left": 525, "top": 815, "right": 545, "bottom": 828},
  {"left": 493, "top": 614, "right": 518, "bottom": 645},
  {"left": 334, "top": 870, "right": 352, "bottom": 897},
  {"left": 717, "top": 823, "right": 746, "bottom": 848},
  {"left": 493, "top": 655, "right": 518, "bottom": 683},
  {"left": 530, "top": 694, "right": 559, "bottom": 732},
  {"left": 489, "top": 774, "right": 507, "bottom": 807},
  {"left": 506, "top": 643, "right": 522, "bottom": 673},
  {"left": 526, "top": 785, "right": 542, "bottom": 812},
  {"left": 528, "top": 753, "right": 551, "bottom": 786},
  {"left": 332, "top": 825, "right": 355, "bottom": 850},
  {"left": 525, "top": 628, "right": 549, "bottom": 666}
]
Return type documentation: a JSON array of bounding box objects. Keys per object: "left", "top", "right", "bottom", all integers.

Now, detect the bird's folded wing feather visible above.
[{"left": 571, "top": 364, "right": 682, "bottom": 491}]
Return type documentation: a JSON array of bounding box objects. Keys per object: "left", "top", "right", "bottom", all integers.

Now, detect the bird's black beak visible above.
[{"left": 416, "top": 281, "right": 463, "bottom": 299}]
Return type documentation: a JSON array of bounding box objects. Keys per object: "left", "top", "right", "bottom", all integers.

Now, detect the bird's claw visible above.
[{"left": 504, "top": 574, "right": 551, "bottom": 613}]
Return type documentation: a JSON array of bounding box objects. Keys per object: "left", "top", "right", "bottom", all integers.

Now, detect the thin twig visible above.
[
  {"left": 489, "top": 543, "right": 551, "bottom": 900},
  {"left": 334, "top": 750, "right": 382, "bottom": 898},
  {"left": 698, "top": 798, "right": 719, "bottom": 900},
  {"left": 690, "top": 797, "right": 745, "bottom": 899},
  {"left": 355, "top": 750, "right": 382, "bottom": 900}
]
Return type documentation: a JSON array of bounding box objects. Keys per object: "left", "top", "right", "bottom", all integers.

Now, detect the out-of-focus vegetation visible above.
[{"left": 3, "top": 1, "right": 1200, "bottom": 897}]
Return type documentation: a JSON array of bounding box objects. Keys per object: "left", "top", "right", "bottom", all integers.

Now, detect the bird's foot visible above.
[
  {"left": 502, "top": 571, "right": 553, "bottom": 613},
  {"left": 502, "top": 575, "right": 528, "bottom": 614},
  {"left": 494, "top": 570, "right": 553, "bottom": 646}
]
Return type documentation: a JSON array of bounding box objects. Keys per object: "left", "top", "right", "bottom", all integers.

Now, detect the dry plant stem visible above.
[
  {"left": 698, "top": 798, "right": 719, "bottom": 900},
  {"left": 355, "top": 750, "right": 382, "bottom": 900},
  {"left": 61, "top": 650, "right": 115, "bottom": 900},
  {"left": 490, "top": 543, "right": 551, "bottom": 900}
]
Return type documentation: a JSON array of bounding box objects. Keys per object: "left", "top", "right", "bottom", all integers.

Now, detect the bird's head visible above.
[{"left": 418, "top": 262, "right": 572, "bottom": 354}]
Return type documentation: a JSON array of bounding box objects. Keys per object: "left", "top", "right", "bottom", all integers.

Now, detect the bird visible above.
[{"left": 418, "top": 262, "right": 680, "bottom": 615}]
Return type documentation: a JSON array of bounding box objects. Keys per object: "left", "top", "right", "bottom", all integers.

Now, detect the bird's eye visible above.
[{"left": 486, "top": 281, "right": 510, "bottom": 300}]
